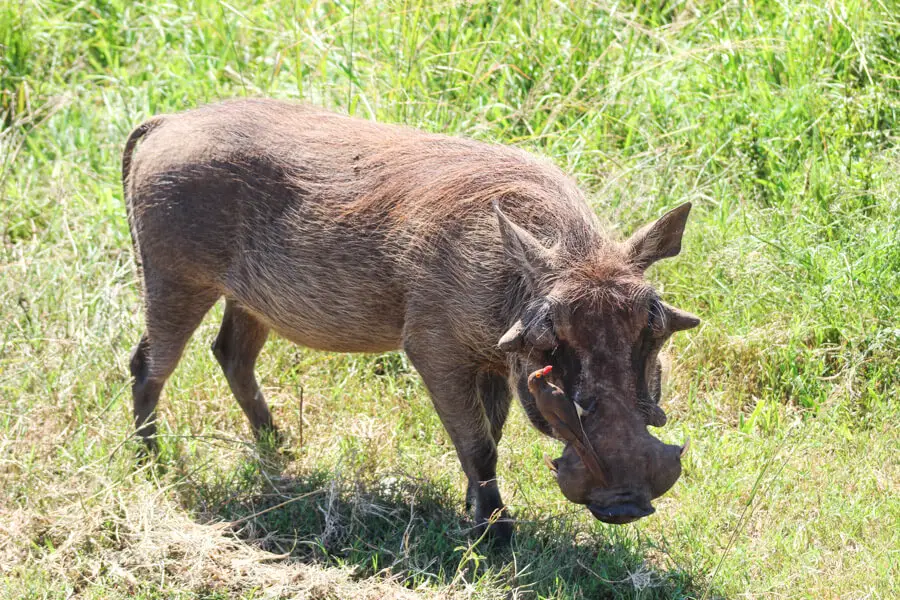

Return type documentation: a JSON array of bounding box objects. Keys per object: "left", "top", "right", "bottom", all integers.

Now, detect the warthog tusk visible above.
[
  {"left": 573, "top": 401, "right": 588, "bottom": 419},
  {"left": 680, "top": 437, "right": 691, "bottom": 458},
  {"left": 543, "top": 453, "right": 558, "bottom": 476}
]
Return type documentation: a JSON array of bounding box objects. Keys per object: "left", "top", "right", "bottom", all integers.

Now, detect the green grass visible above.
[{"left": 1, "top": 0, "right": 898, "bottom": 598}]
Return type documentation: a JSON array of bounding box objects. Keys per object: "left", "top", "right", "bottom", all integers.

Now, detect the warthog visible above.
[{"left": 122, "top": 99, "right": 698, "bottom": 540}]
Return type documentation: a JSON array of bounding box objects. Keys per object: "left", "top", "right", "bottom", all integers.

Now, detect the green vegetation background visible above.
[{"left": 1, "top": 1, "right": 898, "bottom": 598}]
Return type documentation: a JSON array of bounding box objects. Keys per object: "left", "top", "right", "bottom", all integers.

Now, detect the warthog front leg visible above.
[
  {"left": 477, "top": 370, "right": 512, "bottom": 445},
  {"left": 404, "top": 331, "right": 513, "bottom": 543},
  {"left": 461, "top": 371, "right": 512, "bottom": 520}
]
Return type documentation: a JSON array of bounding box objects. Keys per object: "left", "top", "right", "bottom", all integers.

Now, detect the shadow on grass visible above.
[
  {"left": 169, "top": 447, "right": 719, "bottom": 600},
  {"left": 163, "top": 448, "right": 721, "bottom": 599}
]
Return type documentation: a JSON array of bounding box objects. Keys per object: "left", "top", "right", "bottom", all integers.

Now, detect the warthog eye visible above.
[{"left": 648, "top": 300, "right": 664, "bottom": 333}]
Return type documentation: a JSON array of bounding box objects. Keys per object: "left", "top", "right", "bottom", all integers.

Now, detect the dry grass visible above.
[{"left": 1, "top": 476, "right": 457, "bottom": 599}]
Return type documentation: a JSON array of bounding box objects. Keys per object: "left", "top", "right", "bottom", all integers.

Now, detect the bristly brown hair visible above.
[
  {"left": 338, "top": 129, "right": 604, "bottom": 254},
  {"left": 554, "top": 250, "right": 654, "bottom": 310}
]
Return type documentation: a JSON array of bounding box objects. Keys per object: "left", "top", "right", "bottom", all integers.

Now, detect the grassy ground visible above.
[{"left": 1, "top": 0, "right": 898, "bottom": 598}]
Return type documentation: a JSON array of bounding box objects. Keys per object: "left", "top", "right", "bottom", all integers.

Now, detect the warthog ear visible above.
[
  {"left": 663, "top": 303, "right": 701, "bottom": 332},
  {"left": 493, "top": 200, "right": 554, "bottom": 288},
  {"left": 625, "top": 202, "right": 692, "bottom": 271}
]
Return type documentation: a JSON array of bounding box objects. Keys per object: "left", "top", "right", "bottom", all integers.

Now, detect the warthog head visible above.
[{"left": 495, "top": 201, "right": 698, "bottom": 524}]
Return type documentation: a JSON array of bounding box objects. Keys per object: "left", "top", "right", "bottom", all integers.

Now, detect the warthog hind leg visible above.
[
  {"left": 131, "top": 279, "right": 219, "bottom": 450},
  {"left": 212, "top": 299, "right": 275, "bottom": 438}
]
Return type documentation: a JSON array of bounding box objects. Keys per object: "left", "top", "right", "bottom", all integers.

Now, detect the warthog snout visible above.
[
  {"left": 587, "top": 502, "right": 655, "bottom": 525},
  {"left": 528, "top": 367, "right": 689, "bottom": 524}
]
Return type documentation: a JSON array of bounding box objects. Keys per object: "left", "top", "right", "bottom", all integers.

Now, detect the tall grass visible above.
[{"left": 1, "top": 1, "right": 898, "bottom": 598}]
